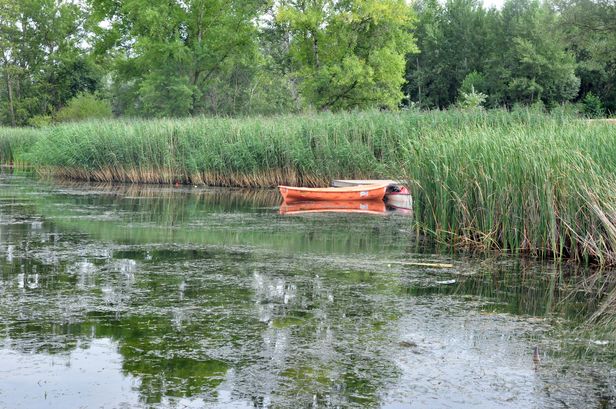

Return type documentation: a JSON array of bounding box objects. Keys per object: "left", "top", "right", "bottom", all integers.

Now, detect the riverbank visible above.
[{"left": 2, "top": 110, "right": 616, "bottom": 265}]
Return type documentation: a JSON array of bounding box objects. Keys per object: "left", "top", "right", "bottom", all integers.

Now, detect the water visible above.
[{"left": 0, "top": 174, "right": 614, "bottom": 409}]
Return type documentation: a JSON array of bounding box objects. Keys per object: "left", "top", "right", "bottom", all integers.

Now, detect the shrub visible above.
[
  {"left": 457, "top": 86, "right": 488, "bottom": 110},
  {"left": 460, "top": 71, "right": 487, "bottom": 95},
  {"left": 28, "top": 115, "right": 53, "bottom": 128},
  {"left": 581, "top": 92, "right": 605, "bottom": 118},
  {"left": 55, "top": 94, "right": 113, "bottom": 123}
]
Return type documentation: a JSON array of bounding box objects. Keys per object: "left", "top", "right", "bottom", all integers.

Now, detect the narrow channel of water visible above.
[{"left": 0, "top": 175, "right": 614, "bottom": 408}]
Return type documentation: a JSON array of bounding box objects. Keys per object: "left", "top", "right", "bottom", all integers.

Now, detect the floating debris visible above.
[
  {"left": 393, "top": 261, "right": 454, "bottom": 268},
  {"left": 533, "top": 346, "right": 541, "bottom": 365}
]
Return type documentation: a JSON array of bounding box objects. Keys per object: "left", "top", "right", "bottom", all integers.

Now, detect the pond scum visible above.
[{"left": 1, "top": 110, "right": 616, "bottom": 265}]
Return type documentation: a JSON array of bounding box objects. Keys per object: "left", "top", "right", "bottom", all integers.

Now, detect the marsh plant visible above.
[{"left": 3, "top": 109, "right": 616, "bottom": 265}]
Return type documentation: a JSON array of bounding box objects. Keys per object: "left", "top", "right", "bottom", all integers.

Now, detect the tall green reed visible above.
[
  {"left": 398, "top": 110, "right": 616, "bottom": 264},
  {"left": 0, "top": 127, "right": 39, "bottom": 165},
  {"left": 17, "top": 109, "right": 616, "bottom": 264}
]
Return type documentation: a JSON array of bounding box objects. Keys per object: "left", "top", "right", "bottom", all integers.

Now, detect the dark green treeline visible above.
[{"left": 1, "top": 0, "right": 615, "bottom": 126}]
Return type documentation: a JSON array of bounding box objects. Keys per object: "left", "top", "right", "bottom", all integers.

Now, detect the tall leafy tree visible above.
[
  {"left": 497, "top": 0, "right": 579, "bottom": 106},
  {"left": 406, "top": 0, "right": 490, "bottom": 108},
  {"left": 276, "top": 0, "right": 418, "bottom": 111},
  {"left": 407, "top": 0, "right": 580, "bottom": 109},
  {"left": 89, "top": 0, "right": 272, "bottom": 117},
  {"left": 558, "top": 0, "right": 616, "bottom": 113},
  {"left": 0, "top": 0, "right": 101, "bottom": 126}
]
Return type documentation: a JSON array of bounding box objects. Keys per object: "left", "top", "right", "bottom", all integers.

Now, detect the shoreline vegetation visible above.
[{"left": 2, "top": 109, "right": 616, "bottom": 265}]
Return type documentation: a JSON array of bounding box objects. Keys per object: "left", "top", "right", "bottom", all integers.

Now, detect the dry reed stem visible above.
[{"left": 37, "top": 166, "right": 359, "bottom": 188}]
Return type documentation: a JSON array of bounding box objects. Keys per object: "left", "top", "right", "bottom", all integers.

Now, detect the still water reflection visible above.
[{"left": 0, "top": 175, "right": 614, "bottom": 408}]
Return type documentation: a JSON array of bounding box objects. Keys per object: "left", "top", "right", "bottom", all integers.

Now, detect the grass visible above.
[
  {"left": 0, "top": 126, "right": 39, "bottom": 166},
  {"left": 27, "top": 113, "right": 398, "bottom": 186},
  {"left": 2, "top": 109, "right": 616, "bottom": 264},
  {"left": 398, "top": 111, "right": 616, "bottom": 264}
]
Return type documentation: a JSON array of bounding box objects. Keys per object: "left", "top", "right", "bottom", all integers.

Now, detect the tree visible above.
[
  {"left": 558, "top": 0, "right": 616, "bottom": 113},
  {"left": 406, "top": 0, "right": 580, "bottom": 109},
  {"left": 89, "top": 0, "right": 276, "bottom": 117},
  {"left": 0, "top": 0, "right": 103, "bottom": 126},
  {"left": 276, "top": 0, "right": 418, "bottom": 111},
  {"left": 498, "top": 0, "right": 579, "bottom": 106},
  {"left": 406, "top": 0, "right": 491, "bottom": 108},
  {"left": 457, "top": 85, "right": 488, "bottom": 110}
]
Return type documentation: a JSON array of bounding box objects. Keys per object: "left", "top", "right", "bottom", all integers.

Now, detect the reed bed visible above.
[
  {"left": 29, "top": 113, "right": 398, "bottom": 186},
  {"left": 399, "top": 113, "right": 616, "bottom": 264},
  {"left": 14, "top": 109, "right": 616, "bottom": 264},
  {"left": 0, "top": 127, "right": 39, "bottom": 166}
]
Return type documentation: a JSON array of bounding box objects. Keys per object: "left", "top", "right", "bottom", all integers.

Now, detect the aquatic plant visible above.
[
  {"left": 27, "top": 112, "right": 400, "bottom": 186},
  {"left": 399, "top": 111, "right": 616, "bottom": 264},
  {"left": 16, "top": 110, "right": 616, "bottom": 264},
  {"left": 0, "top": 127, "right": 39, "bottom": 165},
  {"left": 26, "top": 110, "right": 560, "bottom": 185}
]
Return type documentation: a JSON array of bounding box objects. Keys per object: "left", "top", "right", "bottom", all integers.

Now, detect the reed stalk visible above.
[{"left": 3, "top": 109, "right": 616, "bottom": 264}]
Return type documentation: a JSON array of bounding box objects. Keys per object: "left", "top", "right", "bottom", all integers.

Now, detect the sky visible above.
[
  {"left": 482, "top": 0, "right": 505, "bottom": 9},
  {"left": 408, "top": 0, "right": 507, "bottom": 9}
]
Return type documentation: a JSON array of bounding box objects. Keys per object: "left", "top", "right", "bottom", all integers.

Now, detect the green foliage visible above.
[
  {"left": 0, "top": 127, "right": 39, "bottom": 164},
  {"left": 55, "top": 94, "right": 113, "bottom": 123},
  {"left": 138, "top": 74, "right": 194, "bottom": 118},
  {"left": 558, "top": 0, "right": 616, "bottom": 113},
  {"left": 503, "top": 17, "right": 580, "bottom": 105},
  {"left": 16, "top": 110, "right": 616, "bottom": 264},
  {"left": 28, "top": 115, "right": 53, "bottom": 128},
  {"left": 0, "top": 0, "right": 104, "bottom": 126},
  {"left": 460, "top": 71, "right": 487, "bottom": 95},
  {"left": 457, "top": 85, "right": 487, "bottom": 110},
  {"left": 1, "top": 0, "right": 615, "bottom": 121},
  {"left": 276, "top": 0, "right": 418, "bottom": 111},
  {"left": 581, "top": 92, "right": 605, "bottom": 118},
  {"left": 407, "top": 0, "right": 584, "bottom": 109},
  {"left": 406, "top": 0, "right": 492, "bottom": 108},
  {"left": 89, "top": 0, "right": 275, "bottom": 117}
]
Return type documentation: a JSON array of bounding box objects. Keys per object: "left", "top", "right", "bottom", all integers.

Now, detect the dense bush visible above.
[
  {"left": 581, "top": 92, "right": 605, "bottom": 118},
  {"left": 55, "top": 94, "right": 113, "bottom": 123}
]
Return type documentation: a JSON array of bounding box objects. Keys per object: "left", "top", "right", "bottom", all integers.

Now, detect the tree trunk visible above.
[
  {"left": 312, "top": 31, "right": 320, "bottom": 68},
  {"left": 5, "top": 69, "right": 16, "bottom": 127},
  {"left": 189, "top": 7, "right": 205, "bottom": 115},
  {"left": 416, "top": 58, "right": 422, "bottom": 105}
]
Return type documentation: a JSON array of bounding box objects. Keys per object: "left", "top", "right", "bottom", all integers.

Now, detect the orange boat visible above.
[
  {"left": 279, "top": 200, "right": 387, "bottom": 215},
  {"left": 279, "top": 184, "right": 388, "bottom": 203}
]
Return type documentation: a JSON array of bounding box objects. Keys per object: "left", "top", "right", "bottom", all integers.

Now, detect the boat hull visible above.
[
  {"left": 279, "top": 184, "right": 388, "bottom": 203},
  {"left": 385, "top": 193, "right": 412, "bottom": 210},
  {"left": 280, "top": 200, "right": 387, "bottom": 215}
]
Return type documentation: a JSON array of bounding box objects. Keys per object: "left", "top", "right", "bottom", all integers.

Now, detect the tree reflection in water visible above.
[{"left": 0, "top": 176, "right": 614, "bottom": 408}]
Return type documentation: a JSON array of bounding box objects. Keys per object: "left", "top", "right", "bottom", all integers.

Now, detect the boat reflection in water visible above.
[
  {"left": 278, "top": 180, "right": 413, "bottom": 215},
  {"left": 279, "top": 200, "right": 411, "bottom": 215}
]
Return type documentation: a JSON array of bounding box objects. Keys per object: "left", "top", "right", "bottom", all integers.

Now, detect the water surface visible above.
[{"left": 0, "top": 175, "right": 614, "bottom": 408}]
